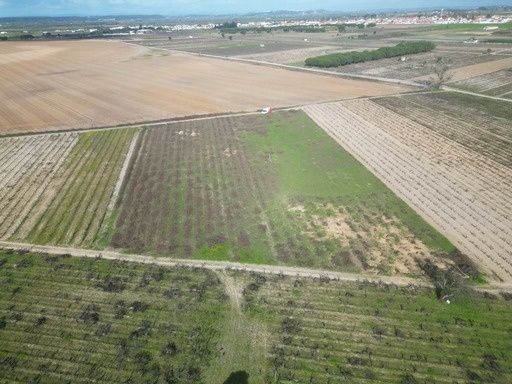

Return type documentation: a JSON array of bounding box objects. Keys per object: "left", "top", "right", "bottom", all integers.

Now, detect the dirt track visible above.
[
  {"left": 0, "top": 240, "right": 425, "bottom": 287},
  {"left": 0, "top": 40, "right": 411, "bottom": 134}
]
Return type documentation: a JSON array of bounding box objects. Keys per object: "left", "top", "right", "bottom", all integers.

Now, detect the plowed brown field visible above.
[{"left": 0, "top": 40, "right": 411, "bottom": 134}]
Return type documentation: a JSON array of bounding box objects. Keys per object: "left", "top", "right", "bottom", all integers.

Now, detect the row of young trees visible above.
[{"left": 305, "top": 41, "right": 436, "bottom": 68}]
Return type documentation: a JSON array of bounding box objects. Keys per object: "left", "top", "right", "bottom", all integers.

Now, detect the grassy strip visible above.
[{"left": 305, "top": 41, "right": 435, "bottom": 68}]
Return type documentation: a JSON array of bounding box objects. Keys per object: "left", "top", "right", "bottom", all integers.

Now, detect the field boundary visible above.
[
  {"left": 0, "top": 240, "right": 425, "bottom": 287},
  {"left": 0, "top": 92, "right": 424, "bottom": 139},
  {"left": 2, "top": 240, "right": 511, "bottom": 292},
  {"left": 443, "top": 85, "right": 512, "bottom": 103}
]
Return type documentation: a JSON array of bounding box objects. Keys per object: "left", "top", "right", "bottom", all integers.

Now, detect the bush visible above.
[
  {"left": 401, "top": 373, "right": 418, "bottom": 384},
  {"left": 78, "top": 305, "right": 100, "bottom": 325},
  {"left": 281, "top": 316, "right": 301, "bottom": 334},
  {"left": 99, "top": 276, "right": 125, "bottom": 292},
  {"left": 34, "top": 316, "right": 47, "bottom": 327},
  {"left": 305, "top": 41, "right": 436, "bottom": 68},
  {"left": 420, "top": 259, "right": 467, "bottom": 300}
]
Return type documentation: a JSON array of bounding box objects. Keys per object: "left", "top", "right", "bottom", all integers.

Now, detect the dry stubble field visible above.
[
  {"left": 304, "top": 93, "right": 512, "bottom": 282},
  {"left": 0, "top": 40, "right": 410, "bottom": 134}
]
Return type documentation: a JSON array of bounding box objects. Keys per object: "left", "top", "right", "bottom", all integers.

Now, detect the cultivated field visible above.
[
  {"left": 0, "top": 250, "right": 228, "bottom": 383},
  {"left": 111, "top": 111, "right": 458, "bottom": 275},
  {"left": 375, "top": 92, "right": 512, "bottom": 167},
  {"left": 450, "top": 68, "right": 512, "bottom": 98},
  {"left": 304, "top": 94, "right": 512, "bottom": 282},
  {"left": 0, "top": 129, "right": 138, "bottom": 248},
  {"left": 243, "top": 272, "right": 512, "bottom": 384},
  {"left": 0, "top": 40, "right": 410, "bottom": 134},
  {"left": 318, "top": 49, "right": 511, "bottom": 81},
  {"left": 1, "top": 250, "right": 511, "bottom": 384}
]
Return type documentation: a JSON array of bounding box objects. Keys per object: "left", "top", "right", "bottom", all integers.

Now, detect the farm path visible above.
[
  {"left": 3, "top": 240, "right": 512, "bottom": 293},
  {"left": 0, "top": 240, "right": 426, "bottom": 287},
  {"left": 443, "top": 85, "right": 512, "bottom": 103}
]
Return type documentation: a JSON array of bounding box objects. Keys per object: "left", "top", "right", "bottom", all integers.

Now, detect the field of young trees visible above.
[
  {"left": 0, "top": 129, "right": 138, "bottom": 248},
  {"left": 374, "top": 92, "right": 512, "bottom": 167},
  {"left": 243, "top": 272, "right": 512, "bottom": 383},
  {"left": 111, "top": 111, "right": 456, "bottom": 275},
  {"left": 1, "top": 250, "right": 510, "bottom": 384},
  {"left": 0, "top": 250, "right": 228, "bottom": 383},
  {"left": 304, "top": 95, "right": 512, "bottom": 282}
]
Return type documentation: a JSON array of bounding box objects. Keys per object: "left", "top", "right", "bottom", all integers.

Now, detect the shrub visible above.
[
  {"left": 281, "top": 316, "right": 301, "bottom": 334},
  {"left": 400, "top": 373, "right": 418, "bottom": 384},
  {"left": 130, "top": 301, "right": 149, "bottom": 312},
  {"left": 305, "top": 41, "right": 436, "bottom": 68},
  {"left": 78, "top": 304, "right": 100, "bottom": 325},
  {"left": 35, "top": 316, "right": 47, "bottom": 327},
  {"left": 99, "top": 276, "right": 125, "bottom": 292},
  {"left": 162, "top": 341, "right": 178, "bottom": 356}
]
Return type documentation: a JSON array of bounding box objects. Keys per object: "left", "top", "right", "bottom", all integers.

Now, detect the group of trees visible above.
[
  {"left": 216, "top": 22, "right": 378, "bottom": 36},
  {"left": 218, "top": 25, "right": 326, "bottom": 35},
  {"left": 305, "top": 41, "right": 436, "bottom": 68}
]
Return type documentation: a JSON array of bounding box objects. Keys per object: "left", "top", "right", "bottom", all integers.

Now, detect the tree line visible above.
[{"left": 305, "top": 41, "right": 436, "bottom": 68}]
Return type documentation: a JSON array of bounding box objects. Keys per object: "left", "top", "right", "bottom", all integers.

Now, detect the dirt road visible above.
[{"left": 0, "top": 240, "right": 426, "bottom": 287}]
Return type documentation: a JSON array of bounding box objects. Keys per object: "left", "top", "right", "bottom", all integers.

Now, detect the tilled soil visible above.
[{"left": 0, "top": 40, "right": 409, "bottom": 134}]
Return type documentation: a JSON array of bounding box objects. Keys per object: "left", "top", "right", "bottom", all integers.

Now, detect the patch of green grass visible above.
[{"left": 243, "top": 112, "right": 454, "bottom": 252}]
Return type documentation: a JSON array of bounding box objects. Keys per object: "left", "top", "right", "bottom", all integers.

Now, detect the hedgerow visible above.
[{"left": 305, "top": 41, "right": 436, "bottom": 68}]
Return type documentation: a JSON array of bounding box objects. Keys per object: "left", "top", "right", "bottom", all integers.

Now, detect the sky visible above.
[{"left": 0, "top": 0, "right": 510, "bottom": 17}]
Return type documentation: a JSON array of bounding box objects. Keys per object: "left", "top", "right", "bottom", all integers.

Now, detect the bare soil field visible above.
[
  {"left": 449, "top": 68, "right": 512, "bottom": 98},
  {"left": 0, "top": 40, "right": 410, "bottom": 134},
  {"left": 304, "top": 97, "right": 512, "bottom": 282},
  {"left": 326, "top": 48, "right": 509, "bottom": 80}
]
